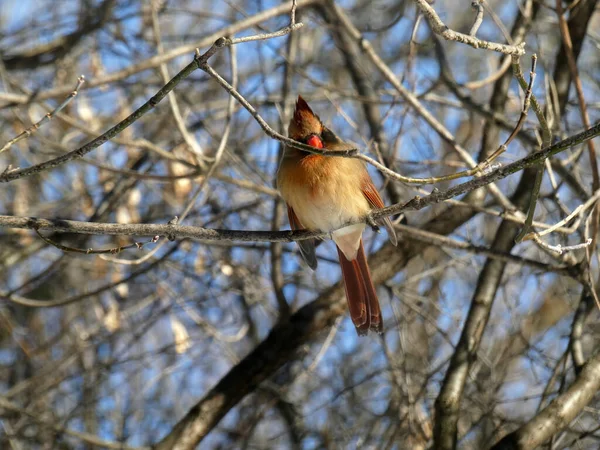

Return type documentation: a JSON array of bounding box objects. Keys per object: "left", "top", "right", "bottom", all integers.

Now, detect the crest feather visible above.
[
  {"left": 295, "top": 95, "right": 313, "bottom": 115},
  {"left": 289, "top": 95, "right": 323, "bottom": 140}
]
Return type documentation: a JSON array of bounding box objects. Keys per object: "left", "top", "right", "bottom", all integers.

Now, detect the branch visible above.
[
  {"left": 0, "top": 10, "right": 304, "bottom": 183},
  {"left": 491, "top": 350, "right": 600, "bottom": 449},
  {"left": 469, "top": 1, "right": 484, "bottom": 37},
  {"left": 0, "top": 397, "right": 146, "bottom": 450},
  {"left": 1, "top": 120, "right": 599, "bottom": 242},
  {"left": 0, "top": 0, "right": 318, "bottom": 106},
  {"left": 433, "top": 169, "right": 535, "bottom": 449},
  {"left": 433, "top": 5, "right": 540, "bottom": 446},
  {"left": 414, "top": 0, "right": 526, "bottom": 55},
  {"left": 0, "top": 76, "right": 85, "bottom": 155}
]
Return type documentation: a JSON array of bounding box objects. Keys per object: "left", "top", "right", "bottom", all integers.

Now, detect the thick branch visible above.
[
  {"left": 433, "top": 4, "right": 538, "bottom": 447},
  {"left": 492, "top": 350, "right": 600, "bottom": 449},
  {"left": 434, "top": 171, "right": 534, "bottom": 449}
]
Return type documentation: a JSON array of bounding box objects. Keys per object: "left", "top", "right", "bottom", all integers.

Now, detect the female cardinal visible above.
[{"left": 277, "top": 96, "right": 397, "bottom": 335}]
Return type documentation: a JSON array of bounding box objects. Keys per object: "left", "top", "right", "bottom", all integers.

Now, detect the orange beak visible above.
[{"left": 306, "top": 134, "right": 323, "bottom": 149}]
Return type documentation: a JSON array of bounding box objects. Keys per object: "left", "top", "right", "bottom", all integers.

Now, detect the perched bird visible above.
[{"left": 277, "top": 96, "right": 397, "bottom": 335}]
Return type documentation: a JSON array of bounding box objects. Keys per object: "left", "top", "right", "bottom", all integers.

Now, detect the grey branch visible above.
[
  {"left": 0, "top": 75, "right": 85, "bottom": 155},
  {"left": 492, "top": 350, "right": 600, "bottom": 449},
  {"left": 469, "top": 1, "right": 484, "bottom": 36},
  {"left": 414, "top": 0, "right": 526, "bottom": 55}
]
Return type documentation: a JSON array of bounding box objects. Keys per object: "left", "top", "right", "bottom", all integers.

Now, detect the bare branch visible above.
[
  {"left": 0, "top": 75, "right": 85, "bottom": 154},
  {"left": 0, "top": 397, "right": 147, "bottom": 450},
  {"left": 0, "top": 0, "right": 318, "bottom": 106},
  {"left": 0, "top": 9, "right": 304, "bottom": 183},
  {"left": 492, "top": 350, "right": 600, "bottom": 449},
  {"left": 414, "top": 0, "right": 526, "bottom": 55},
  {"left": 469, "top": 1, "right": 484, "bottom": 36}
]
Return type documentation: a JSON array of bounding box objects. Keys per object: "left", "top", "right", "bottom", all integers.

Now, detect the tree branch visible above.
[
  {"left": 414, "top": 0, "right": 526, "bottom": 55},
  {"left": 491, "top": 350, "right": 600, "bottom": 449},
  {"left": 1, "top": 120, "right": 599, "bottom": 242},
  {"left": 0, "top": 7, "right": 304, "bottom": 183}
]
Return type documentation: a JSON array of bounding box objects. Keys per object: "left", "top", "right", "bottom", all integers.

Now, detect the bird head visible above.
[
  {"left": 288, "top": 96, "right": 325, "bottom": 149},
  {"left": 288, "top": 96, "right": 353, "bottom": 151}
]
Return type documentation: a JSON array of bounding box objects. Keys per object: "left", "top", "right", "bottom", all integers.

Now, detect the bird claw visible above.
[{"left": 366, "top": 215, "right": 380, "bottom": 233}]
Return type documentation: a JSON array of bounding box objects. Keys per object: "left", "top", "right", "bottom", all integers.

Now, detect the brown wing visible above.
[
  {"left": 287, "top": 205, "right": 318, "bottom": 270},
  {"left": 361, "top": 177, "right": 398, "bottom": 246}
]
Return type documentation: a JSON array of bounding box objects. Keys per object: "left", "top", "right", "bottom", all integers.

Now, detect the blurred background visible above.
[{"left": 1, "top": 0, "right": 599, "bottom": 448}]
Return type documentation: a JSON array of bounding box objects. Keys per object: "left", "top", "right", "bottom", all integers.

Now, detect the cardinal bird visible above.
[{"left": 277, "top": 96, "right": 397, "bottom": 335}]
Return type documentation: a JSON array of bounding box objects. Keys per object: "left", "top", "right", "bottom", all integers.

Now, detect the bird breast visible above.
[{"left": 277, "top": 153, "right": 370, "bottom": 234}]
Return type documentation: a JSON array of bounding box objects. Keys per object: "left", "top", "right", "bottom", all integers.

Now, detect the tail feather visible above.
[
  {"left": 337, "top": 240, "right": 383, "bottom": 335},
  {"left": 356, "top": 243, "right": 383, "bottom": 334}
]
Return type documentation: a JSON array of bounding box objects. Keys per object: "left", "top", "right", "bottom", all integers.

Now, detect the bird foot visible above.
[{"left": 366, "top": 215, "right": 380, "bottom": 233}]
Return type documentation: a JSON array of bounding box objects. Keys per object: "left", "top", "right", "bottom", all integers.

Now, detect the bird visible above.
[{"left": 277, "top": 96, "right": 397, "bottom": 335}]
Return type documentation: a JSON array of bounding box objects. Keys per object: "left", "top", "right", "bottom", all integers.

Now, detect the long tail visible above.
[{"left": 336, "top": 240, "right": 383, "bottom": 335}]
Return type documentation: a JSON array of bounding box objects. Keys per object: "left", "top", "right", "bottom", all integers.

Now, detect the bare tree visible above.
[{"left": 1, "top": 0, "right": 599, "bottom": 449}]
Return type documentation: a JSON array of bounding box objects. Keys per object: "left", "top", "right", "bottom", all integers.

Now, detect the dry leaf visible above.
[{"left": 170, "top": 315, "right": 191, "bottom": 354}]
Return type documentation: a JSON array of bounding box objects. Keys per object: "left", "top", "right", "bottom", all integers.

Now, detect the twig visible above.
[
  {"left": 224, "top": 24, "right": 302, "bottom": 45},
  {"left": 481, "top": 0, "right": 512, "bottom": 43},
  {"left": 289, "top": 0, "right": 297, "bottom": 25},
  {"left": 35, "top": 229, "right": 159, "bottom": 255},
  {"left": 463, "top": 55, "right": 512, "bottom": 90},
  {"left": 569, "top": 291, "right": 596, "bottom": 375},
  {"left": 531, "top": 235, "right": 592, "bottom": 255},
  {"left": 515, "top": 164, "right": 544, "bottom": 242},
  {"left": 0, "top": 75, "right": 85, "bottom": 154},
  {"left": 485, "top": 55, "right": 537, "bottom": 167},
  {"left": 510, "top": 51, "right": 557, "bottom": 246},
  {"left": 555, "top": 0, "right": 599, "bottom": 191},
  {"left": 521, "top": 189, "right": 600, "bottom": 241},
  {"left": 512, "top": 55, "right": 548, "bottom": 243},
  {"left": 511, "top": 55, "right": 552, "bottom": 145},
  {"left": 402, "top": 12, "right": 423, "bottom": 87},
  {"left": 469, "top": 1, "right": 484, "bottom": 36},
  {"left": 150, "top": 2, "right": 206, "bottom": 163},
  {"left": 414, "top": 0, "right": 525, "bottom": 55},
  {"left": 529, "top": 205, "right": 584, "bottom": 240}
]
